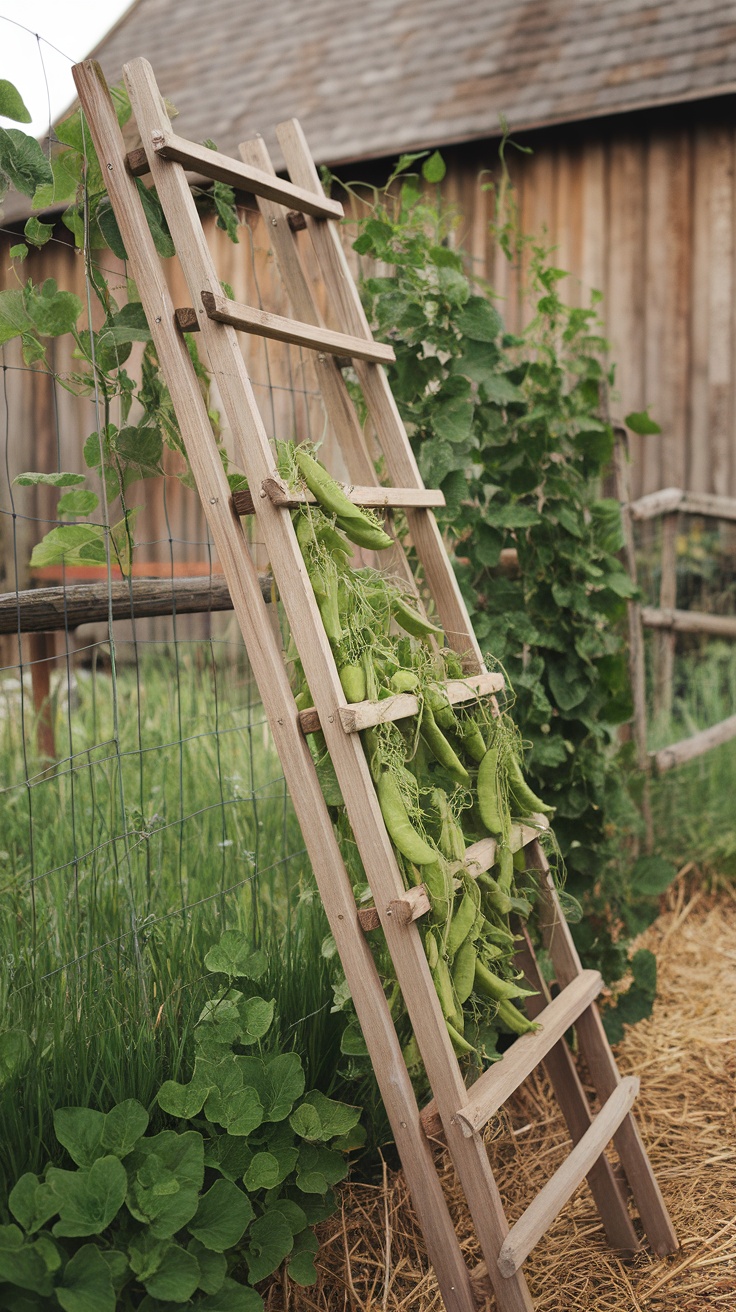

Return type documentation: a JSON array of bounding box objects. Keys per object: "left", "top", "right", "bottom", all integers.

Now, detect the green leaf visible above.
[
  {"left": 143, "top": 1242, "right": 200, "bottom": 1303},
  {"left": 53, "top": 1107, "right": 106, "bottom": 1168},
  {"left": 9, "top": 1174, "right": 58, "bottom": 1234},
  {"left": 56, "top": 1245, "right": 115, "bottom": 1312},
  {"left": 625, "top": 408, "right": 661, "bottom": 436},
  {"left": 290, "top": 1091, "right": 361, "bottom": 1142},
  {"left": 26, "top": 279, "right": 82, "bottom": 337},
  {"left": 187, "top": 1239, "right": 227, "bottom": 1295},
  {"left": 126, "top": 1130, "right": 204, "bottom": 1238},
  {"left": 188, "top": 1180, "right": 254, "bottom": 1252},
  {"left": 421, "top": 151, "right": 446, "bottom": 183},
  {"left": 204, "top": 933, "right": 267, "bottom": 980},
  {"left": 29, "top": 524, "right": 107, "bottom": 570},
  {"left": 267, "top": 1199, "right": 307, "bottom": 1236},
  {"left": 242, "top": 1151, "right": 280, "bottom": 1192},
  {"left": 0, "top": 81, "right": 32, "bottom": 123},
  {"left": 287, "top": 1230, "right": 319, "bottom": 1286},
  {"left": 23, "top": 217, "right": 53, "bottom": 249},
  {"left": 630, "top": 856, "right": 676, "bottom": 897},
  {"left": 48, "top": 1155, "right": 127, "bottom": 1237},
  {"left": 101, "top": 1099, "right": 149, "bottom": 1157},
  {"left": 0, "top": 1233, "right": 54, "bottom": 1296},
  {"left": 238, "top": 996, "right": 275, "bottom": 1044},
  {"left": 0, "top": 288, "right": 31, "bottom": 344},
  {"left": 295, "top": 1144, "right": 348, "bottom": 1193},
  {"left": 0, "top": 128, "right": 52, "bottom": 196},
  {"left": 157, "top": 1071, "right": 212, "bottom": 1119},
  {"left": 9, "top": 243, "right": 28, "bottom": 260},
  {"left": 245, "top": 1209, "right": 293, "bottom": 1284},
  {"left": 56, "top": 489, "right": 99, "bottom": 518},
  {"left": 32, "top": 150, "right": 80, "bottom": 209},
  {"left": 97, "top": 200, "right": 127, "bottom": 259},
  {"left": 0, "top": 1028, "right": 31, "bottom": 1084},
  {"left": 136, "top": 178, "right": 176, "bottom": 257},
  {"left": 456, "top": 296, "right": 503, "bottom": 343},
  {"left": 339, "top": 1020, "right": 368, "bottom": 1057},
  {"left": 195, "top": 1278, "right": 264, "bottom": 1311},
  {"left": 14, "top": 471, "right": 86, "bottom": 487}
]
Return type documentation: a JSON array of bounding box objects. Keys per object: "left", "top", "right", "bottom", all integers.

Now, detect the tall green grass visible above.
[
  {"left": 0, "top": 642, "right": 350, "bottom": 1198},
  {"left": 649, "top": 640, "right": 736, "bottom": 875}
]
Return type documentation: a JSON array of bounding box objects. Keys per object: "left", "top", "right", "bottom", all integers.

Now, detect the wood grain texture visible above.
[
  {"left": 233, "top": 481, "right": 445, "bottom": 514},
  {"left": 297, "top": 671, "right": 506, "bottom": 736},
  {"left": 497, "top": 1078, "right": 640, "bottom": 1278},
  {"left": 201, "top": 289, "right": 395, "bottom": 362},
  {"left": 641, "top": 606, "right": 736, "bottom": 638},
  {"left": 77, "top": 58, "right": 478, "bottom": 1312},
  {"left": 526, "top": 840, "right": 678, "bottom": 1258},
  {"left": 651, "top": 713, "right": 736, "bottom": 773},
  {"left": 455, "top": 971, "right": 604, "bottom": 1138}
]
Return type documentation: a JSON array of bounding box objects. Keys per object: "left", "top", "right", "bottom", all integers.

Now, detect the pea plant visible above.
[
  {"left": 0, "top": 77, "right": 241, "bottom": 575},
  {"left": 0, "top": 931, "right": 362, "bottom": 1311},
  {"left": 348, "top": 152, "right": 674, "bottom": 1018}
]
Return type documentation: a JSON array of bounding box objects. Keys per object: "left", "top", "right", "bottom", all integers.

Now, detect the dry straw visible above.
[{"left": 271, "top": 876, "right": 736, "bottom": 1311}]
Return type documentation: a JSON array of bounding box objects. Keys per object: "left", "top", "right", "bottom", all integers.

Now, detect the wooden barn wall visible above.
[{"left": 1, "top": 100, "right": 735, "bottom": 659}]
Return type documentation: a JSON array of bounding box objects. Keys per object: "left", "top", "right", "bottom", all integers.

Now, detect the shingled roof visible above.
[{"left": 90, "top": 0, "right": 736, "bottom": 167}]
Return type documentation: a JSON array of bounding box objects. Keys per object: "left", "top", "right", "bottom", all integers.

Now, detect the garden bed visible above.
[{"left": 281, "top": 876, "right": 736, "bottom": 1311}]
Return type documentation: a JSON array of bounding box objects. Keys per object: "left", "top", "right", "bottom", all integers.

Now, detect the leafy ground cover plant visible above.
[
  {"left": 0, "top": 931, "right": 361, "bottom": 1311},
  {"left": 347, "top": 154, "right": 674, "bottom": 1016}
]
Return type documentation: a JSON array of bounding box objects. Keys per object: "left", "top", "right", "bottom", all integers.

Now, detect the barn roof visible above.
[{"left": 89, "top": 0, "right": 736, "bottom": 166}]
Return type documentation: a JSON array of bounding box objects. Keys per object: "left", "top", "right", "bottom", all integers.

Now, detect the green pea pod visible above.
[
  {"left": 433, "top": 788, "right": 466, "bottom": 863},
  {"left": 446, "top": 886, "right": 479, "bottom": 957},
  {"left": 392, "top": 596, "right": 444, "bottom": 638},
  {"left": 295, "top": 447, "right": 361, "bottom": 520},
  {"left": 390, "top": 669, "right": 420, "bottom": 693},
  {"left": 496, "top": 998, "right": 538, "bottom": 1037},
  {"left": 477, "top": 746, "right": 506, "bottom": 837},
  {"left": 339, "top": 663, "right": 366, "bottom": 703},
  {"left": 452, "top": 937, "right": 477, "bottom": 1006},
  {"left": 474, "top": 958, "right": 536, "bottom": 1003},
  {"left": 477, "top": 871, "right": 515, "bottom": 917},
  {"left": 432, "top": 954, "right": 462, "bottom": 1030},
  {"left": 376, "top": 771, "right": 436, "bottom": 866},
  {"left": 421, "top": 705, "right": 470, "bottom": 786},
  {"left": 507, "top": 753, "right": 555, "bottom": 818},
  {"left": 513, "top": 847, "right": 527, "bottom": 873},
  {"left": 425, "top": 687, "right": 456, "bottom": 731},
  {"left": 446, "top": 1019, "right": 477, "bottom": 1056},
  {"left": 423, "top": 858, "right": 453, "bottom": 924},
  {"left": 316, "top": 520, "right": 352, "bottom": 559},
  {"left": 335, "top": 512, "right": 394, "bottom": 552},
  {"left": 457, "top": 715, "right": 487, "bottom": 765},
  {"left": 497, "top": 844, "right": 514, "bottom": 895}
]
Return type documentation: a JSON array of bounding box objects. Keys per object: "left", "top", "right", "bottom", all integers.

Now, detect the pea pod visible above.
[
  {"left": 339, "top": 663, "right": 366, "bottom": 703},
  {"left": 335, "top": 512, "right": 394, "bottom": 552},
  {"left": 474, "top": 958, "right": 536, "bottom": 1003},
  {"left": 507, "top": 753, "right": 555, "bottom": 818},
  {"left": 425, "top": 687, "right": 456, "bottom": 731},
  {"left": 497, "top": 844, "right": 514, "bottom": 895},
  {"left": 446, "top": 881, "right": 480, "bottom": 957},
  {"left": 392, "top": 596, "right": 444, "bottom": 638},
  {"left": 496, "top": 998, "right": 537, "bottom": 1037},
  {"left": 423, "top": 858, "right": 453, "bottom": 924},
  {"left": 446, "top": 1019, "right": 477, "bottom": 1056},
  {"left": 421, "top": 705, "right": 470, "bottom": 786},
  {"left": 390, "top": 669, "right": 420, "bottom": 694},
  {"left": 452, "top": 937, "right": 477, "bottom": 1006},
  {"left": 457, "top": 714, "right": 487, "bottom": 765},
  {"left": 376, "top": 771, "right": 436, "bottom": 866},
  {"left": 432, "top": 953, "right": 463, "bottom": 1030},
  {"left": 477, "top": 746, "right": 506, "bottom": 837}
]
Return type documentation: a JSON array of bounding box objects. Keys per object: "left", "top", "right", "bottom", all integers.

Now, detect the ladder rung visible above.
[
  {"left": 497, "top": 1076, "right": 640, "bottom": 1277},
  {"left": 200, "top": 290, "right": 396, "bottom": 364},
  {"left": 126, "top": 132, "right": 344, "bottom": 218},
  {"left": 419, "top": 964, "right": 597, "bottom": 1140},
  {"left": 297, "top": 671, "right": 506, "bottom": 736},
  {"left": 357, "top": 883, "right": 431, "bottom": 931},
  {"left": 232, "top": 478, "right": 445, "bottom": 516},
  {"left": 462, "top": 815, "right": 550, "bottom": 879},
  {"left": 456, "top": 970, "right": 604, "bottom": 1138}
]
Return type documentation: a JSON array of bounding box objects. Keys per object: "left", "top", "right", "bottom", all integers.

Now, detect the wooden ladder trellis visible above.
[{"left": 74, "top": 58, "right": 678, "bottom": 1312}]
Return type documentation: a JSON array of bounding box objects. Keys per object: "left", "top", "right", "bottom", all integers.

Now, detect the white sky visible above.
[{"left": 0, "top": 1, "right": 134, "bottom": 137}]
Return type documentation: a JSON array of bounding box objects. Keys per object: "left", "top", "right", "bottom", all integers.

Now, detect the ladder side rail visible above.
[
  {"left": 526, "top": 840, "right": 678, "bottom": 1257},
  {"left": 514, "top": 929, "right": 640, "bottom": 1254},
  {"left": 122, "top": 57, "right": 534, "bottom": 1312},
  {"left": 73, "top": 58, "right": 478, "bottom": 1312},
  {"left": 238, "top": 133, "right": 425, "bottom": 601},
  {"left": 275, "top": 119, "right": 484, "bottom": 670}
]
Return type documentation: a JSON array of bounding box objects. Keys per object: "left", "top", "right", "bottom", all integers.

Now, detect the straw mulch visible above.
[{"left": 275, "top": 877, "right": 736, "bottom": 1311}]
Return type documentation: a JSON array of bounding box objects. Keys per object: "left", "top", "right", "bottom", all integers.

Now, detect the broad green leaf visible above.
[
  {"left": 204, "top": 932, "right": 267, "bottom": 979},
  {"left": 187, "top": 1239, "right": 227, "bottom": 1295},
  {"left": 630, "top": 856, "right": 675, "bottom": 897},
  {"left": 32, "top": 150, "right": 80, "bottom": 209},
  {"left": 242, "top": 1151, "right": 280, "bottom": 1192},
  {"left": 195, "top": 1278, "right": 264, "bottom": 1311},
  {"left": 289, "top": 1104, "right": 322, "bottom": 1142},
  {"left": 14, "top": 471, "right": 85, "bottom": 487},
  {"left": 287, "top": 1230, "right": 319, "bottom": 1286},
  {"left": 295, "top": 1143, "right": 348, "bottom": 1193},
  {"left": 157, "top": 1072, "right": 211, "bottom": 1119},
  {"left": 339, "top": 1021, "right": 368, "bottom": 1057},
  {"left": 128, "top": 1232, "right": 168, "bottom": 1282},
  {"left": 53, "top": 1107, "right": 106, "bottom": 1167},
  {"left": 23, "top": 217, "right": 53, "bottom": 249},
  {"left": 188, "top": 1180, "right": 254, "bottom": 1252},
  {"left": 422, "top": 150, "right": 446, "bottom": 183},
  {"left": 56, "top": 1244, "right": 115, "bottom": 1312},
  {"left": 0, "top": 80, "right": 31, "bottom": 123},
  {"left": 0, "top": 288, "right": 31, "bottom": 344},
  {"left": 238, "top": 996, "right": 275, "bottom": 1044},
  {"left": 437, "top": 266, "right": 469, "bottom": 307},
  {"left": 267, "top": 1199, "right": 307, "bottom": 1236},
  {"left": 97, "top": 199, "right": 127, "bottom": 259},
  {"left": 0, "top": 1234, "right": 54, "bottom": 1296},
  {"left": 484, "top": 501, "right": 540, "bottom": 530},
  {"left": 624, "top": 408, "right": 661, "bottom": 436},
  {"left": 292, "top": 1090, "right": 361, "bottom": 1142},
  {"left": 202, "top": 1134, "right": 252, "bottom": 1183},
  {"left": 456, "top": 296, "right": 503, "bottom": 343},
  {"left": 248, "top": 1051, "right": 305, "bottom": 1122},
  {"left": 136, "top": 178, "right": 176, "bottom": 257},
  {"left": 56, "top": 489, "right": 99, "bottom": 518},
  {"left": 546, "top": 663, "right": 590, "bottom": 713},
  {"left": 101, "top": 1099, "right": 149, "bottom": 1157},
  {"left": 9, "top": 1174, "right": 58, "bottom": 1234},
  {"left": 26, "top": 280, "right": 82, "bottom": 337},
  {"left": 245, "top": 1209, "right": 293, "bottom": 1284},
  {"left": 0, "top": 1224, "right": 23, "bottom": 1250},
  {"left": 126, "top": 1130, "right": 204, "bottom": 1238},
  {"left": 29, "top": 524, "right": 107, "bottom": 569},
  {"left": 482, "top": 372, "right": 523, "bottom": 405},
  {"left": 48, "top": 1155, "right": 127, "bottom": 1237},
  {"left": 0, "top": 128, "right": 52, "bottom": 196},
  {"left": 143, "top": 1242, "right": 200, "bottom": 1303},
  {"left": 9, "top": 243, "right": 28, "bottom": 260}
]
